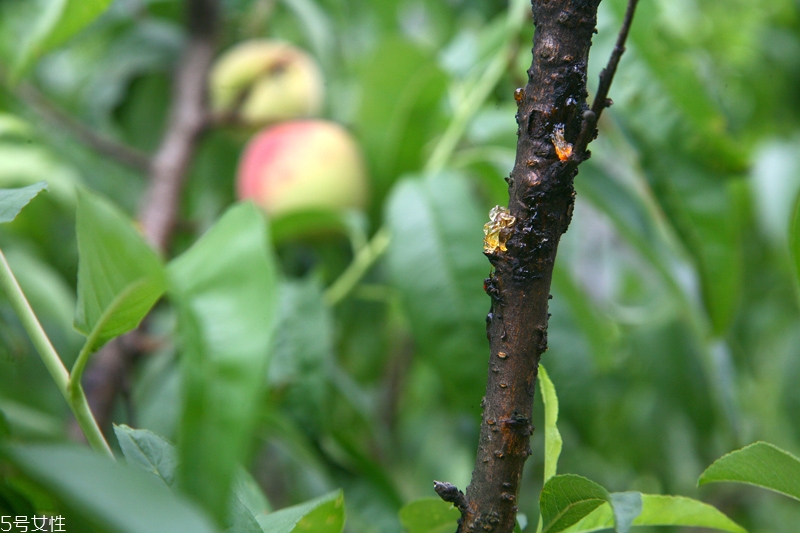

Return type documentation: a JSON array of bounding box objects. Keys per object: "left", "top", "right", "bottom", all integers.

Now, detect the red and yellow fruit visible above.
[
  {"left": 209, "top": 40, "right": 324, "bottom": 126},
  {"left": 236, "top": 120, "right": 369, "bottom": 217}
]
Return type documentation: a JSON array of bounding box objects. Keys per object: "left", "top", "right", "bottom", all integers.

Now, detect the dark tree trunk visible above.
[{"left": 435, "top": 1, "right": 624, "bottom": 531}]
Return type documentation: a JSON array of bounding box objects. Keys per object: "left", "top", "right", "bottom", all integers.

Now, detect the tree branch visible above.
[
  {"left": 77, "top": 0, "right": 220, "bottom": 433},
  {"left": 138, "top": 0, "right": 218, "bottom": 253},
  {"left": 437, "top": 1, "right": 638, "bottom": 532},
  {"left": 11, "top": 82, "right": 151, "bottom": 172},
  {"left": 575, "top": 0, "right": 640, "bottom": 157}
]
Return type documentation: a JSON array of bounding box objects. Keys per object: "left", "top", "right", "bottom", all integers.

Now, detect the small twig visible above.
[
  {"left": 574, "top": 0, "right": 639, "bottom": 157},
  {"left": 434, "top": 481, "right": 468, "bottom": 512},
  {"left": 13, "top": 82, "right": 151, "bottom": 172}
]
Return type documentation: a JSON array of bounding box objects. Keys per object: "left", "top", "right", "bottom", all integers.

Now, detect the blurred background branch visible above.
[
  {"left": 10, "top": 81, "right": 151, "bottom": 172},
  {"left": 78, "top": 0, "right": 220, "bottom": 433}
]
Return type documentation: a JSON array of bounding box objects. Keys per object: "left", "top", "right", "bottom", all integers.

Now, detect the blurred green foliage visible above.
[{"left": 1, "top": 0, "right": 800, "bottom": 532}]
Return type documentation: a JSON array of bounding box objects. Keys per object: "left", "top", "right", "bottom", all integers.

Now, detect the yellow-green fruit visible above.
[
  {"left": 210, "top": 40, "right": 324, "bottom": 126},
  {"left": 237, "top": 120, "right": 369, "bottom": 217}
]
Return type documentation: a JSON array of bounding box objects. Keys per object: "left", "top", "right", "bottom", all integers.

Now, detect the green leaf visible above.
[
  {"left": 605, "top": 0, "right": 747, "bottom": 172},
  {"left": 0, "top": 182, "right": 48, "bottom": 224},
  {"left": 1, "top": 444, "right": 216, "bottom": 533},
  {"left": 0, "top": 409, "right": 9, "bottom": 439},
  {"left": 269, "top": 279, "right": 333, "bottom": 430},
  {"left": 562, "top": 494, "right": 746, "bottom": 533},
  {"left": 539, "top": 365, "right": 563, "bottom": 485},
  {"left": 280, "top": 0, "right": 334, "bottom": 66},
  {"left": 13, "top": 0, "right": 114, "bottom": 79},
  {"left": 652, "top": 161, "right": 744, "bottom": 335},
  {"left": 609, "top": 492, "right": 642, "bottom": 533},
  {"left": 791, "top": 194, "right": 800, "bottom": 291},
  {"left": 540, "top": 475, "right": 610, "bottom": 533},
  {"left": 355, "top": 39, "right": 448, "bottom": 203},
  {"left": 0, "top": 400, "right": 63, "bottom": 439},
  {"left": 257, "top": 490, "right": 345, "bottom": 533},
  {"left": 168, "top": 202, "right": 278, "bottom": 525},
  {"left": 113, "top": 425, "right": 270, "bottom": 531},
  {"left": 226, "top": 496, "right": 264, "bottom": 533},
  {"left": 114, "top": 424, "right": 176, "bottom": 487},
  {"left": 551, "top": 265, "right": 617, "bottom": 369},
  {"left": 0, "top": 477, "right": 36, "bottom": 517},
  {"left": 232, "top": 468, "right": 272, "bottom": 517},
  {"left": 385, "top": 172, "right": 489, "bottom": 406},
  {"left": 576, "top": 162, "right": 686, "bottom": 310},
  {"left": 74, "top": 188, "right": 166, "bottom": 352},
  {"left": 398, "top": 498, "right": 460, "bottom": 533},
  {"left": 699, "top": 441, "right": 800, "bottom": 501},
  {"left": 0, "top": 145, "right": 81, "bottom": 206},
  {"left": 0, "top": 113, "right": 35, "bottom": 140},
  {"left": 270, "top": 209, "right": 352, "bottom": 245}
]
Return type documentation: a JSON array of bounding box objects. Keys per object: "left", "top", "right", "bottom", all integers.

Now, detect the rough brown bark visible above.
[{"left": 436, "top": 1, "right": 637, "bottom": 531}]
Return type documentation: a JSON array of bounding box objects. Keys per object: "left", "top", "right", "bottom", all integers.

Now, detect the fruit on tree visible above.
[
  {"left": 209, "top": 40, "right": 324, "bottom": 126},
  {"left": 237, "top": 120, "right": 369, "bottom": 216}
]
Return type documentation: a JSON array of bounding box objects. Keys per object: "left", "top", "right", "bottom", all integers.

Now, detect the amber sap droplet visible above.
[
  {"left": 552, "top": 124, "right": 573, "bottom": 161},
  {"left": 514, "top": 87, "right": 524, "bottom": 103},
  {"left": 483, "top": 206, "right": 516, "bottom": 254}
]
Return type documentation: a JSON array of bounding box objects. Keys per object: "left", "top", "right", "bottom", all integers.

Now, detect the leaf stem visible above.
[
  {"left": 0, "top": 250, "right": 69, "bottom": 395},
  {"left": 324, "top": 228, "right": 391, "bottom": 306},
  {"left": 423, "top": 0, "right": 528, "bottom": 175},
  {"left": 0, "top": 248, "right": 113, "bottom": 458}
]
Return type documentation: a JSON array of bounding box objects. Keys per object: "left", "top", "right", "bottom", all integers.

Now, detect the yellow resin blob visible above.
[
  {"left": 483, "top": 206, "right": 516, "bottom": 254},
  {"left": 552, "top": 124, "right": 573, "bottom": 161}
]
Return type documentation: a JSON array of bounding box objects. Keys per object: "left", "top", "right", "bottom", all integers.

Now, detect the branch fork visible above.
[{"left": 436, "top": 1, "right": 639, "bottom": 532}]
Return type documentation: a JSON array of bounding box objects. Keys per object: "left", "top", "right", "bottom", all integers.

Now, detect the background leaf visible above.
[
  {"left": 699, "top": 441, "right": 800, "bottom": 501},
  {"left": 269, "top": 279, "right": 334, "bottom": 431},
  {"left": 609, "top": 492, "right": 642, "bottom": 533},
  {"left": 791, "top": 194, "right": 800, "bottom": 293},
  {"left": 1, "top": 444, "right": 216, "bottom": 533},
  {"left": 539, "top": 365, "right": 563, "bottom": 484},
  {"left": 114, "top": 424, "right": 270, "bottom": 532},
  {"left": 114, "top": 424, "right": 176, "bottom": 487},
  {"left": 398, "top": 498, "right": 460, "bottom": 533},
  {"left": 0, "top": 182, "right": 48, "bottom": 224},
  {"left": 562, "top": 494, "right": 746, "bottom": 533},
  {"left": 74, "top": 188, "right": 166, "bottom": 351},
  {"left": 13, "top": 0, "right": 114, "bottom": 79},
  {"left": 539, "top": 474, "right": 610, "bottom": 533},
  {"left": 257, "top": 490, "right": 344, "bottom": 533},
  {"left": 354, "top": 39, "right": 448, "bottom": 205},
  {"left": 168, "top": 202, "right": 278, "bottom": 525},
  {"left": 384, "top": 172, "right": 488, "bottom": 408}
]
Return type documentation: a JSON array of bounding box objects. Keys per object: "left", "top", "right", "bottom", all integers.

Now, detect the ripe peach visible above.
[
  {"left": 209, "top": 40, "right": 324, "bottom": 126},
  {"left": 237, "top": 120, "right": 368, "bottom": 216}
]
